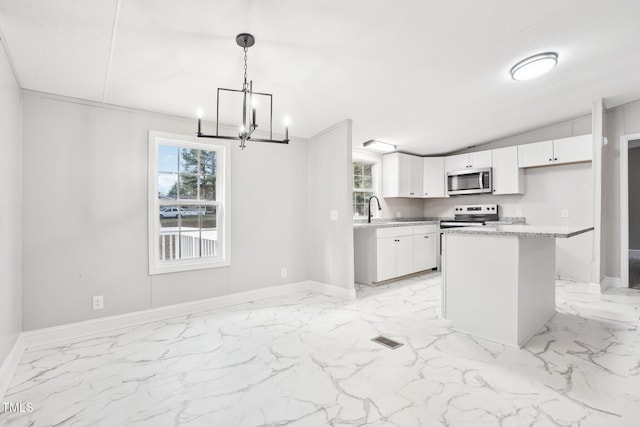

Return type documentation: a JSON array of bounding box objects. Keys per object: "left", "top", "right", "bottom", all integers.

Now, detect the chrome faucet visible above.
[{"left": 367, "top": 196, "right": 382, "bottom": 223}]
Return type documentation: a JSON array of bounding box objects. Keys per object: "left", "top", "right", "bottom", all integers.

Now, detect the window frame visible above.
[
  {"left": 352, "top": 150, "right": 382, "bottom": 219},
  {"left": 148, "top": 131, "right": 231, "bottom": 275}
]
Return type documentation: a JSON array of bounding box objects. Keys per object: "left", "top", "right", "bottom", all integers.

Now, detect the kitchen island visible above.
[{"left": 441, "top": 224, "right": 594, "bottom": 347}]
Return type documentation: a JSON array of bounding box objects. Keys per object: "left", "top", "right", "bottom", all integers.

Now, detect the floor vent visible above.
[{"left": 371, "top": 335, "right": 403, "bottom": 349}]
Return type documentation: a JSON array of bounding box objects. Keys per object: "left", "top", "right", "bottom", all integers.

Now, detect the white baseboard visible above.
[
  {"left": 0, "top": 335, "right": 25, "bottom": 401},
  {"left": 601, "top": 276, "right": 623, "bottom": 291}
]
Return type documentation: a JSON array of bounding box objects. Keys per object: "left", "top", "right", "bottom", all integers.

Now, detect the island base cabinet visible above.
[{"left": 443, "top": 233, "right": 556, "bottom": 347}]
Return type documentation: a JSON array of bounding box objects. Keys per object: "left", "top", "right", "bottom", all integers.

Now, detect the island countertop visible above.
[{"left": 442, "top": 224, "right": 594, "bottom": 238}]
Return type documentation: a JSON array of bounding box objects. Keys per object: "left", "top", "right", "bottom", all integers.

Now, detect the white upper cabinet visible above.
[
  {"left": 383, "top": 153, "right": 423, "bottom": 197},
  {"left": 518, "top": 135, "right": 592, "bottom": 168},
  {"left": 554, "top": 134, "right": 592, "bottom": 165},
  {"left": 492, "top": 146, "right": 524, "bottom": 195},
  {"left": 422, "top": 157, "right": 446, "bottom": 198},
  {"left": 517, "top": 140, "right": 554, "bottom": 167},
  {"left": 445, "top": 150, "right": 492, "bottom": 172},
  {"left": 470, "top": 151, "right": 493, "bottom": 169},
  {"left": 445, "top": 153, "right": 469, "bottom": 172}
]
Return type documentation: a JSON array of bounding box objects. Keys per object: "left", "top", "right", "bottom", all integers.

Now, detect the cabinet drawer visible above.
[
  {"left": 376, "top": 226, "right": 413, "bottom": 239},
  {"left": 413, "top": 224, "right": 438, "bottom": 234}
]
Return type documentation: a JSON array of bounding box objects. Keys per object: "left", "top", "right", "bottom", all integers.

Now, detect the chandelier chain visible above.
[{"left": 243, "top": 46, "right": 248, "bottom": 90}]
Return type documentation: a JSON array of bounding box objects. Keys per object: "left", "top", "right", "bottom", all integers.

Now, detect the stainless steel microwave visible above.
[{"left": 447, "top": 167, "right": 492, "bottom": 195}]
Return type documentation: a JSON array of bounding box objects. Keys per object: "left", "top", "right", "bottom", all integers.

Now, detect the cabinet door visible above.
[
  {"left": 554, "top": 134, "right": 592, "bottom": 165},
  {"left": 413, "top": 233, "right": 437, "bottom": 272},
  {"left": 409, "top": 155, "right": 423, "bottom": 197},
  {"left": 395, "top": 236, "right": 414, "bottom": 277},
  {"left": 382, "top": 153, "right": 399, "bottom": 197},
  {"left": 445, "top": 153, "right": 469, "bottom": 172},
  {"left": 397, "top": 154, "right": 413, "bottom": 197},
  {"left": 518, "top": 140, "right": 553, "bottom": 168},
  {"left": 376, "top": 237, "right": 397, "bottom": 281},
  {"left": 413, "top": 234, "right": 428, "bottom": 272},
  {"left": 424, "top": 233, "right": 437, "bottom": 270},
  {"left": 492, "top": 146, "right": 524, "bottom": 195},
  {"left": 469, "top": 150, "right": 492, "bottom": 168},
  {"left": 423, "top": 157, "right": 446, "bottom": 198}
]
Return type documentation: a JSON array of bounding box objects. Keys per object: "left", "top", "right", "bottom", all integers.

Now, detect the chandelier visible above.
[{"left": 197, "top": 33, "right": 290, "bottom": 149}]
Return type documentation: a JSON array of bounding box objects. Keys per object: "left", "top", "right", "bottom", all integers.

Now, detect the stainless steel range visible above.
[{"left": 440, "top": 204, "right": 499, "bottom": 229}]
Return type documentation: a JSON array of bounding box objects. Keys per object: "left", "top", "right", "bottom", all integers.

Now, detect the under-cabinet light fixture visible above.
[
  {"left": 196, "top": 33, "right": 289, "bottom": 149},
  {"left": 510, "top": 52, "right": 558, "bottom": 81}
]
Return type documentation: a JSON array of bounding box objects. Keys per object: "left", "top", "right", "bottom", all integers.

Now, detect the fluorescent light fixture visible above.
[
  {"left": 363, "top": 140, "right": 396, "bottom": 152},
  {"left": 510, "top": 52, "right": 558, "bottom": 81}
]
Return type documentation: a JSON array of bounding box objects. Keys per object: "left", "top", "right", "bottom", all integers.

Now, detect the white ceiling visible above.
[{"left": 2, "top": 0, "right": 640, "bottom": 155}]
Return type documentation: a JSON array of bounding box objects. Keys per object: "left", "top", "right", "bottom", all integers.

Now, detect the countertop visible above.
[
  {"left": 353, "top": 220, "right": 439, "bottom": 230},
  {"left": 353, "top": 216, "right": 525, "bottom": 230},
  {"left": 442, "top": 224, "right": 594, "bottom": 238}
]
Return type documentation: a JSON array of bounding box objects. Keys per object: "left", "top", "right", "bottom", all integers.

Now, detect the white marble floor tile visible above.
[{"left": 1, "top": 272, "right": 639, "bottom": 426}]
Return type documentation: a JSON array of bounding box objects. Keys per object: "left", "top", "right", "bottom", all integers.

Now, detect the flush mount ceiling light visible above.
[
  {"left": 510, "top": 52, "right": 558, "bottom": 81},
  {"left": 197, "top": 33, "right": 289, "bottom": 149},
  {"left": 363, "top": 140, "right": 397, "bottom": 152}
]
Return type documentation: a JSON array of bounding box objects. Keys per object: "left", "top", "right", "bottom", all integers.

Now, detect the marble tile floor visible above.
[{"left": 2, "top": 273, "right": 640, "bottom": 427}]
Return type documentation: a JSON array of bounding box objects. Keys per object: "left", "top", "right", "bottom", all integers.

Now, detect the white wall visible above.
[
  {"left": 603, "top": 100, "right": 640, "bottom": 278},
  {"left": 425, "top": 116, "right": 595, "bottom": 282},
  {"left": 308, "top": 120, "right": 355, "bottom": 289},
  {"left": 0, "top": 44, "right": 22, "bottom": 364},
  {"left": 21, "top": 92, "right": 309, "bottom": 330}
]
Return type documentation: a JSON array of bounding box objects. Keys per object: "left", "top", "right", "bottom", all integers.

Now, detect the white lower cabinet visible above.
[
  {"left": 413, "top": 233, "right": 437, "bottom": 272},
  {"left": 396, "top": 236, "right": 414, "bottom": 277},
  {"left": 354, "top": 224, "right": 439, "bottom": 285},
  {"left": 376, "top": 237, "right": 397, "bottom": 282}
]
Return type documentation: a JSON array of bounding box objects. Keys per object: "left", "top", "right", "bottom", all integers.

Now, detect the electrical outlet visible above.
[
  {"left": 515, "top": 209, "right": 523, "bottom": 217},
  {"left": 561, "top": 209, "right": 569, "bottom": 218},
  {"left": 92, "top": 295, "right": 104, "bottom": 311},
  {"left": 329, "top": 210, "right": 338, "bottom": 221},
  {"left": 396, "top": 212, "right": 402, "bottom": 218},
  {"left": 281, "top": 268, "right": 288, "bottom": 279}
]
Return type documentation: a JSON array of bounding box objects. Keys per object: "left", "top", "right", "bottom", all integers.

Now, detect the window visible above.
[
  {"left": 353, "top": 161, "right": 374, "bottom": 217},
  {"left": 148, "top": 131, "right": 230, "bottom": 274}
]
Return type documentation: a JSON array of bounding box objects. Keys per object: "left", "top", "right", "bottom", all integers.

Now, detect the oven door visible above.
[{"left": 447, "top": 168, "right": 492, "bottom": 195}]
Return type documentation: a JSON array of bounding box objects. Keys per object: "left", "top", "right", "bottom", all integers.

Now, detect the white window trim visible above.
[{"left": 148, "top": 131, "right": 231, "bottom": 275}]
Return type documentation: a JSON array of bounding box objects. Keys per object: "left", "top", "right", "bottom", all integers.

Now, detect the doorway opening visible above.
[{"left": 620, "top": 134, "right": 640, "bottom": 289}]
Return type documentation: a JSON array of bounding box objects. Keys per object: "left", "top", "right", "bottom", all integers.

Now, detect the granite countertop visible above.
[
  {"left": 353, "top": 216, "right": 526, "bottom": 230},
  {"left": 442, "top": 224, "right": 594, "bottom": 238},
  {"left": 353, "top": 220, "right": 439, "bottom": 229}
]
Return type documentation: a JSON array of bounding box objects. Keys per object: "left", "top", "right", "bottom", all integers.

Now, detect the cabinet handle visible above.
[
  {"left": 410, "top": 192, "right": 414, "bottom": 195},
  {"left": 554, "top": 158, "right": 558, "bottom": 161},
  {"left": 548, "top": 158, "right": 552, "bottom": 162},
  {"left": 424, "top": 236, "right": 429, "bottom": 239}
]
